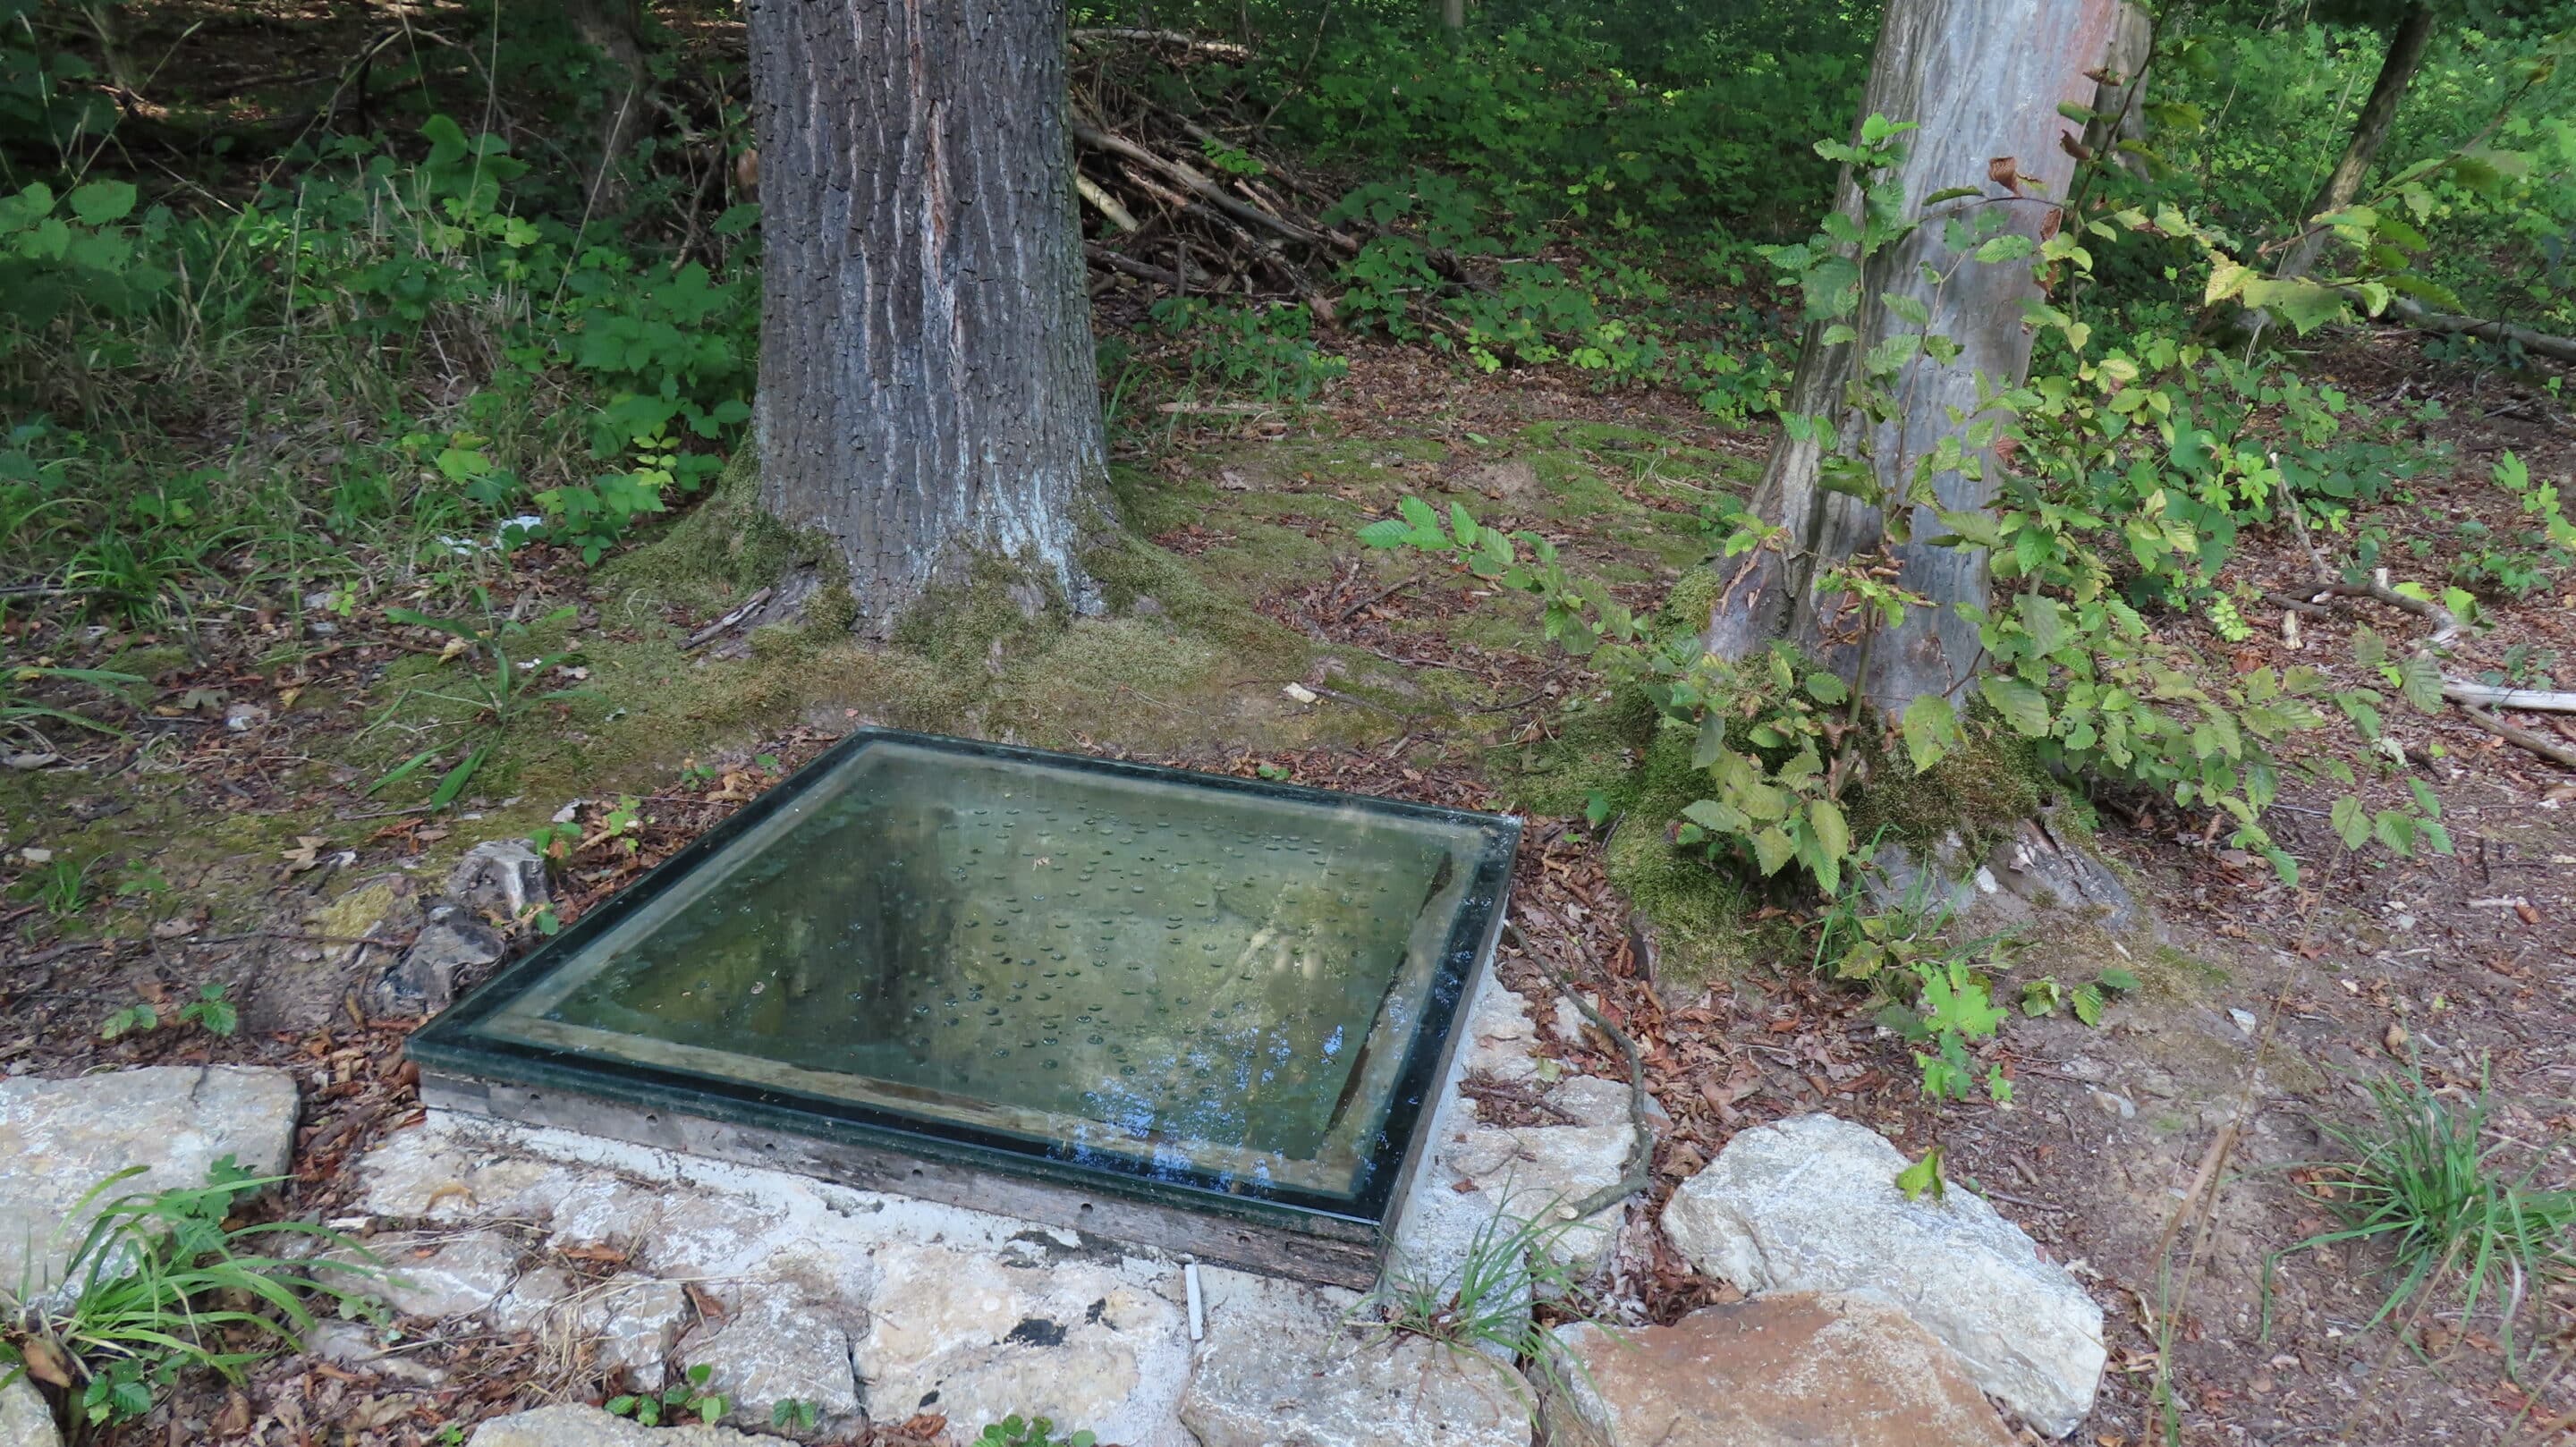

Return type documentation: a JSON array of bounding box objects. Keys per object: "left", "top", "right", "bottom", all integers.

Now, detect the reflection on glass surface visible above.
[{"left": 461, "top": 737, "right": 1501, "bottom": 1206}]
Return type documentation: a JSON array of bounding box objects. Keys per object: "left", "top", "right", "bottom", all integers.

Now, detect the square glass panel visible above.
[{"left": 411, "top": 729, "right": 1519, "bottom": 1245}]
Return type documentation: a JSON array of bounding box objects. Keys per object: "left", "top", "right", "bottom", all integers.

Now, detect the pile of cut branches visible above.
[{"left": 1066, "top": 30, "right": 1360, "bottom": 322}]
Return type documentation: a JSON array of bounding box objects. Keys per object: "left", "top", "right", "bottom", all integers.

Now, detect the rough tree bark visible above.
[
  {"left": 746, "top": 0, "right": 1107, "bottom": 634},
  {"left": 2081, "top": 2, "right": 2155, "bottom": 179},
  {"left": 1707, "top": 0, "right": 2123, "bottom": 715},
  {"left": 2278, "top": 2, "right": 2438, "bottom": 281}
]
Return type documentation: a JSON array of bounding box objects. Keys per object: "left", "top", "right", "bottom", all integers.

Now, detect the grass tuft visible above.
[{"left": 2270, "top": 1061, "right": 2573, "bottom": 1361}]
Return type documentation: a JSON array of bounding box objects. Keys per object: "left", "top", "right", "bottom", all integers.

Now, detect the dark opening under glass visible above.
[{"left": 411, "top": 729, "right": 1519, "bottom": 1243}]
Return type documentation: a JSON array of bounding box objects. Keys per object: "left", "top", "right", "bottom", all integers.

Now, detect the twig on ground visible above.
[
  {"left": 2457, "top": 705, "right": 2576, "bottom": 771},
  {"left": 682, "top": 586, "right": 775, "bottom": 652}
]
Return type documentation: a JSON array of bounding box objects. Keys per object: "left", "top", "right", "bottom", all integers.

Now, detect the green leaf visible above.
[
  {"left": 1681, "top": 798, "right": 1749, "bottom": 837},
  {"left": 68, "top": 179, "right": 137, "bottom": 225},
  {"left": 1973, "top": 234, "right": 2036, "bottom": 264},
  {"left": 2329, "top": 794, "right": 2369, "bottom": 849},
  {"left": 2015, "top": 593, "right": 2064, "bottom": 656},
  {"left": 1750, "top": 826, "right": 1797, "bottom": 876},
  {"left": 2097, "top": 966, "right": 2140, "bottom": 993},
  {"left": 426, "top": 745, "right": 489, "bottom": 810},
  {"left": 1979, "top": 675, "right": 2052, "bottom": 737},
  {"left": 2350, "top": 626, "right": 2387, "bottom": 668},
  {"left": 1356, "top": 519, "right": 1414, "bottom": 549},
  {"left": 1397, "top": 495, "right": 1440, "bottom": 535},
  {"left": 2397, "top": 654, "right": 2445, "bottom": 715},
  {"left": 2071, "top": 985, "right": 2105, "bottom": 1027},
  {"left": 1692, "top": 714, "right": 1729, "bottom": 770},
  {"left": 1804, "top": 672, "right": 1850, "bottom": 706},
  {"left": 1895, "top": 1147, "right": 1946, "bottom": 1203},
  {"left": 2373, "top": 809, "right": 2417, "bottom": 856},
  {"left": 1901, "top": 694, "right": 1959, "bottom": 773},
  {"left": 1807, "top": 798, "right": 1852, "bottom": 865}
]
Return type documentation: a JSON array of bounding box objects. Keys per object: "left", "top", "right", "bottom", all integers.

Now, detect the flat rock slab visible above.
[
  {"left": 466, "top": 1405, "right": 779, "bottom": 1446},
  {"left": 325, "top": 1229, "right": 524, "bottom": 1319},
  {"left": 0, "top": 1066, "right": 298, "bottom": 1288},
  {"left": 854, "top": 1242, "right": 1187, "bottom": 1443},
  {"left": 0, "top": 1377, "right": 56, "bottom": 1447},
  {"left": 1661, "top": 1113, "right": 2105, "bottom": 1437},
  {"left": 1179, "top": 1266, "right": 1530, "bottom": 1447},
  {"left": 1545, "top": 1291, "right": 2016, "bottom": 1447}
]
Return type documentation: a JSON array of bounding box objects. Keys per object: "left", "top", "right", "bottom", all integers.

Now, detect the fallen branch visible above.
[
  {"left": 1072, "top": 114, "right": 1329, "bottom": 253},
  {"left": 2441, "top": 681, "right": 2576, "bottom": 715},
  {"left": 2381, "top": 296, "right": 2576, "bottom": 366},
  {"left": 1071, "top": 28, "right": 1252, "bottom": 58},
  {"left": 2303, "top": 578, "right": 2462, "bottom": 647},
  {"left": 2458, "top": 705, "right": 2576, "bottom": 771}
]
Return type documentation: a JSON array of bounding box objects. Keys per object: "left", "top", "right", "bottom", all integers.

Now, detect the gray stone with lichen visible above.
[
  {"left": 464, "top": 1405, "right": 778, "bottom": 1446},
  {"left": 0, "top": 1377, "right": 57, "bottom": 1447},
  {"left": 0, "top": 1066, "right": 298, "bottom": 1291}
]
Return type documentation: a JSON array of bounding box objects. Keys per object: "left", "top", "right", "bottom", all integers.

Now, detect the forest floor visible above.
[{"left": 4, "top": 317, "right": 2575, "bottom": 1446}]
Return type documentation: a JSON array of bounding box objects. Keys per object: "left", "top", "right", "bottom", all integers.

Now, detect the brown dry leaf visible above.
[
  {"left": 21, "top": 1337, "right": 71, "bottom": 1387},
  {"left": 2385, "top": 1021, "right": 2410, "bottom": 1055},
  {"left": 283, "top": 835, "right": 328, "bottom": 872},
  {"left": 2516, "top": 901, "right": 2542, "bottom": 926},
  {"left": 1987, "top": 156, "right": 2023, "bottom": 192}
]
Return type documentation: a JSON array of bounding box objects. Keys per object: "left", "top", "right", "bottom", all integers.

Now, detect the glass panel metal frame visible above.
[{"left": 409, "top": 728, "right": 1520, "bottom": 1248}]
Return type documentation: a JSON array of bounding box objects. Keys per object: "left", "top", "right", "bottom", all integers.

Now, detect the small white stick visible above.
[{"left": 1184, "top": 1262, "right": 1205, "bottom": 1342}]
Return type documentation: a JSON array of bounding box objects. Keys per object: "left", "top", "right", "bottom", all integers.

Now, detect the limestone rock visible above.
[
  {"left": 305, "top": 1321, "right": 450, "bottom": 1388},
  {"left": 852, "top": 1243, "right": 1188, "bottom": 1445},
  {"left": 1391, "top": 1071, "right": 1639, "bottom": 1290},
  {"left": 675, "top": 1286, "right": 861, "bottom": 1427},
  {"left": 448, "top": 840, "right": 551, "bottom": 919},
  {"left": 1542, "top": 1291, "right": 2015, "bottom": 1447},
  {"left": 0, "top": 1066, "right": 299, "bottom": 1289},
  {"left": 1179, "top": 1267, "right": 1530, "bottom": 1447},
  {"left": 328, "top": 1230, "right": 522, "bottom": 1319},
  {"left": 372, "top": 901, "right": 504, "bottom": 1015},
  {"left": 1460, "top": 984, "right": 1542, "bottom": 1085},
  {"left": 464, "top": 1404, "right": 775, "bottom": 1446},
  {"left": 1660, "top": 1114, "right": 2105, "bottom": 1437},
  {"left": 0, "top": 1376, "right": 57, "bottom": 1447},
  {"left": 491, "top": 1266, "right": 578, "bottom": 1335},
  {"left": 580, "top": 1274, "right": 692, "bottom": 1387}
]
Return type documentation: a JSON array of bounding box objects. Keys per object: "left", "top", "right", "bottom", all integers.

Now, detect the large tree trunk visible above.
[
  {"left": 2278, "top": 3, "right": 2437, "bottom": 282},
  {"left": 1707, "top": 0, "right": 2123, "bottom": 715},
  {"left": 747, "top": 0, "right": 1107, "bottom": 635}
]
